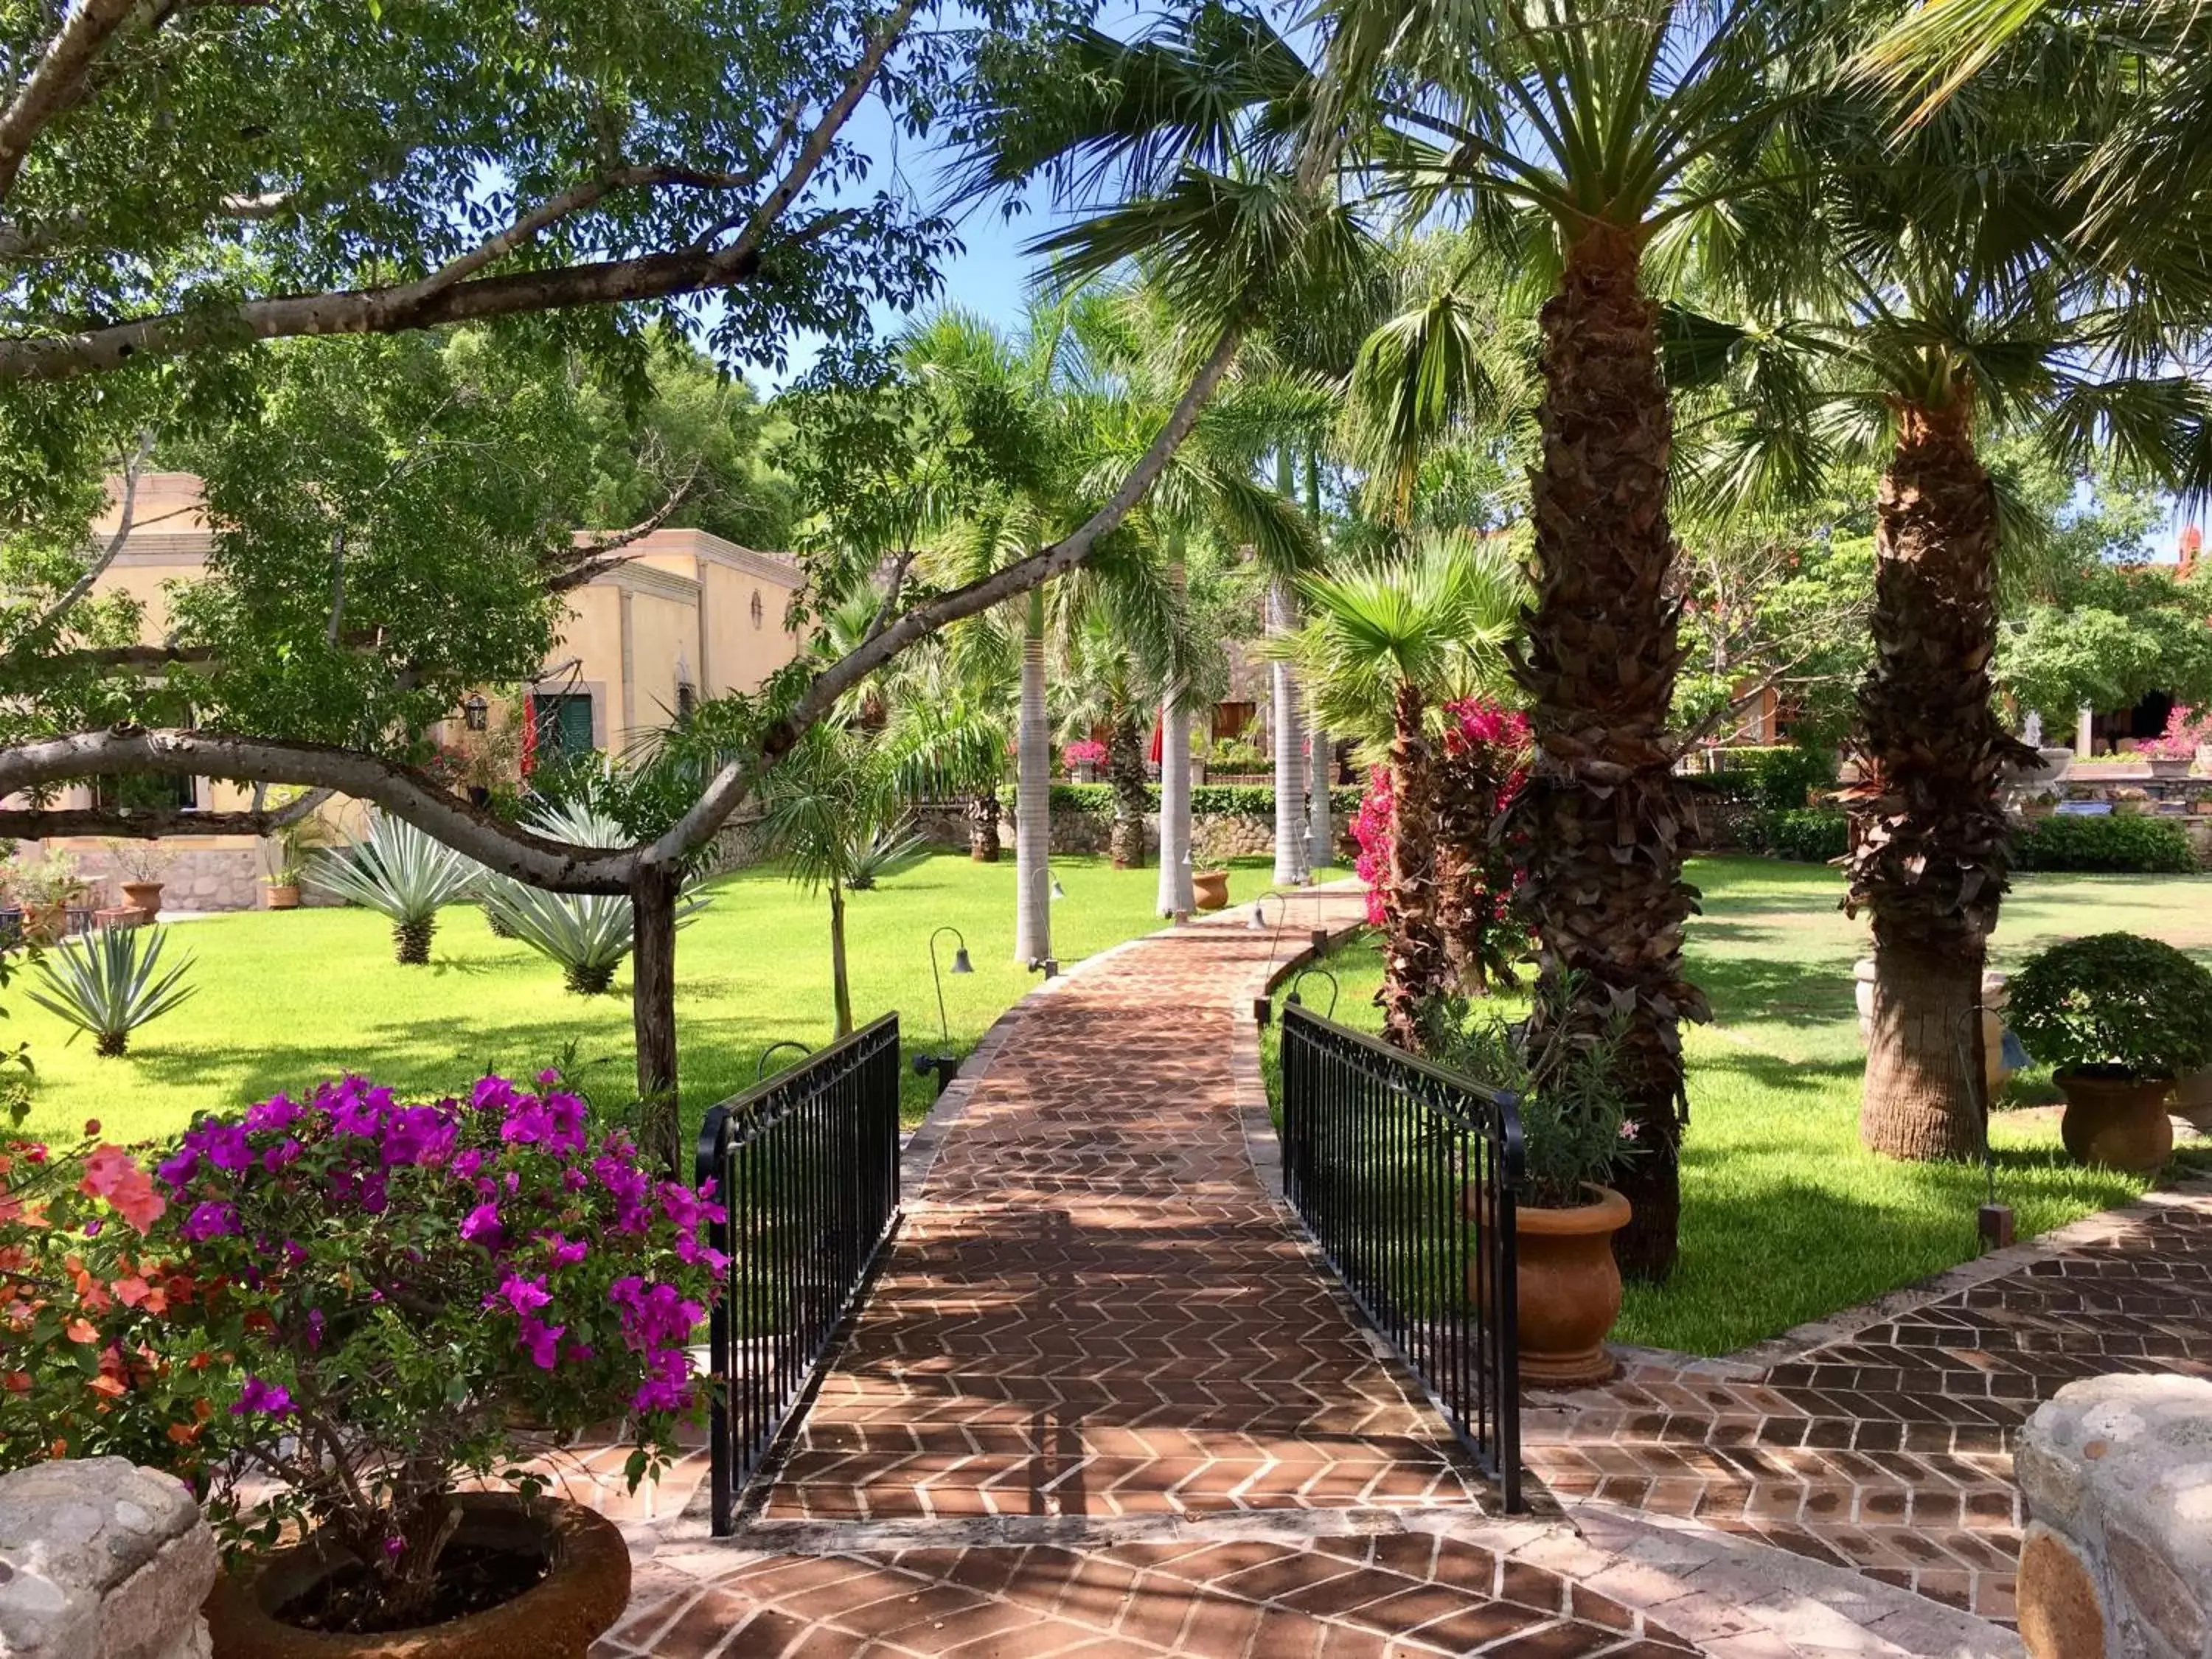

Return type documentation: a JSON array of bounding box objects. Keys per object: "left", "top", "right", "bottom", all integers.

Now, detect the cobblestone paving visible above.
[
  {"left": 1523, "top": 1183, "right": 2212, "bottom": 1628},
  {"left": 593, "top": 898, "right": 1697, "bottom": 1656}
]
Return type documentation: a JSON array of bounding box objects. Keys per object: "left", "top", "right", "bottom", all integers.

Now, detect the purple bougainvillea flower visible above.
[
  {"left": 543, "top": 1234, "right": 588, "bottom": 1269},
  {"left": 231, "top": 1376, "right": 295, "bottom": 1417},
  {"left": 487, "top": 1273, "right": 551, "bottom": 1318},
  {"left": 516, "top": 1314, "right": 566, "bottom": 1369},
  {"left": 471, "top": 1076, "right": 516, "bottom": 1113},
  {"left": 180, "top": 1200, "right": 240, "bottom": 1242},
  {"left": 459, "top": 1201, "right": 503, "bottom": 1248}
]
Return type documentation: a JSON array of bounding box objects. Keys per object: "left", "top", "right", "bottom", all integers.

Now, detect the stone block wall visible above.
[
  {"left": 2016, "top": 1373, "right": 2212, "bottom": 1659},
  {"left": 0, "top": 1457, "right": 217, "bottom": 1659}
]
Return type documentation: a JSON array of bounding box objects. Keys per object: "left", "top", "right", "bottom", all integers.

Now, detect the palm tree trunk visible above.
[
  {"left": 828, "top": 874, "right": 853, "bottom": 1039},
  {"left": 394, "top": 916, "right": 434, "bottom": 965},
  {"left": 1107, "top": 708, "right": 1148, "bottom": 869},
  {"left": 1302, "top": 448, "right": 1332, "bottom": 871},
  {"left": 630, "top": 864, "right": 681, "bottom": 1173},
  {"left": 1015, "top": 585, "right": 1051, "bottom": 964},
  {"left": 1509, "top": 223, "right": 1703, "bottom": 1284},
  {"left": 1270, "top": 577, "right": 1310, "bottom": 885},
  {"left": 1307, "top": 727, "right": 1332, "bottom": 870},
  {"left": 1157, "top": 554, "right": 1194, "bottom": 918},
  {"left": 1380, "top": 681, "right": 1450, "bottom": 1049},
  {"left": 967, "top": 785, "right": 1001, "bottom": 862},
  {"left": 1851, "top": 403, "right": 2009, "bottom": 1162}
]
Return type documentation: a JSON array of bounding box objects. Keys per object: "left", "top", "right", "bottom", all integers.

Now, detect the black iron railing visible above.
[
  {"left": 694, "top": 1013, "right": 901, "bottom": 1534},
  {"left": 1279, "top": 1003, "right": 1526, "bottom": 1509}
]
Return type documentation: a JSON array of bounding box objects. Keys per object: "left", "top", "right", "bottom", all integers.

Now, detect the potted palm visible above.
[
  {"left": 1428, "top": 992, "right": 1637, "bottom": 1386},
  {"left": 133, "top": 1071, "right": 720, "bottom": 1657},
  {"left": 260, "top": 799, "right": 333, "bottom": 911},
  {"left": 2008, "top": 932, "right": 2212, "bottom": 1173},
  {"left": 102, "top": 838, "right": 173, "bottom": 921}
]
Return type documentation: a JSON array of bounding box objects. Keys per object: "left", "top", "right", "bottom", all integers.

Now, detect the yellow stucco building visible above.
[{"left": 19, "top": 473, "right": 808, "bottom": 910}]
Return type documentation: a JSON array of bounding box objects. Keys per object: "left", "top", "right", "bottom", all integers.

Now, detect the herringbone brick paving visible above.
[
  {"left": 1524, "top": 1183, "right": 2212, "bottom": 1627},
  {"left": 591, "top": 897, "right": 1699, "bottom": 1655}
]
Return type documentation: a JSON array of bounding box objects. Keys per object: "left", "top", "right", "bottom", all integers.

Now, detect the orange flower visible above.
[
  {"left": 1, "top": 1371, "right": 29, "bottom": 1393},
  {"left": 165, "top": 1422, "right": 202, "bottom": 1446},
  {"left": 62, "top": 1317, "right": 98, "bottom": 1343}
]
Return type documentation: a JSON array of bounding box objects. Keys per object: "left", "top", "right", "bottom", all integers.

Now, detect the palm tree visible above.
[
  {"left": 1674, "top": 62, "right": 2211, "bottom": 1161},
  {"left": 757, "top": 723, "right": 914, "bottom": 1039},
  {"left": 1279, "top": 532, "right": 1522, "bottom": 1046}
]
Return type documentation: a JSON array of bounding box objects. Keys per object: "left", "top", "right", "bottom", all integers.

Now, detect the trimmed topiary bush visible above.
[
  {"left": 2012, "top": 813, "right": 2197, "bottom": 874},
  {"left": 2008, "top": 932, "right": 2212, "bottom": 1077},
  {"left": 1739, "top": 807, "right": 1849, "bottom": 862},
  {"left": 1701, "top": 744, "right": 1838, "bottom": 810}
]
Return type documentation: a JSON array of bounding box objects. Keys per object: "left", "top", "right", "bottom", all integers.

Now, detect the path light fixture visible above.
[
  {"left": 911, "top": 927, "right": 973, "bottom": 1097},
  {"left": 1955, "top": 1004, "right": 2017, "bottom": 1251},
  {"left": 462, "top": 693, "right": 489, "bottom": 732},
  {"left": 1249, "top": 891, "right": 1290, "bottom": 1024},
  {"left": 1284, "top": 964, "right": 1340, "bottom": 1020},
  {"left": 1051, "top": 878, "right": 1066, "bottom": 901},
  {"left": 755, "top": 1039, "right": 813, "bottom": 1084}
]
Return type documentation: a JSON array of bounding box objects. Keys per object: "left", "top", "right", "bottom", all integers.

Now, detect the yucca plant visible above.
[
  {"left": 27, "top": 924, "right": 197, "bottom": 1056},
  {"left": 845, "top": 824, "right": 931, "bottom": 891},
  {"left": 477, "top": 801, "right": 706, "bottom": 995},
  {"left": 308, "top": 815, "right": 479, "bottom": 964}
]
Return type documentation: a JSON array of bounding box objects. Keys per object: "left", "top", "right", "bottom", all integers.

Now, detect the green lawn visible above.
[
  {"left": 14, "top": 851, "right": 1340, "bottom": 1148},
  {"left": 1265, "top": 855, "right": 2211, "bottom": 1357}
]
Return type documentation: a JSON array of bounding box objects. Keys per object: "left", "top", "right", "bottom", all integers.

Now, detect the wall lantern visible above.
[{"left": 462, "top": 694, "right": 490, "bottom": 732}]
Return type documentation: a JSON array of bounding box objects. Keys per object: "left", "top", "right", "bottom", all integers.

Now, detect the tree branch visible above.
[
  {"left": 0, "top": 0, "right": 147, "bottom": 206},
  {"left": 0, "top": 785, "right": 327, "bottom": 841},
  {"left": 545, "top": 462, "right": 701, "bottom": 593},
  {"left": 0, "top": 730, "right": 637, "bottom": 890},
  {"left": 17, "top": 427, "right": 156, "bottom": 644}
]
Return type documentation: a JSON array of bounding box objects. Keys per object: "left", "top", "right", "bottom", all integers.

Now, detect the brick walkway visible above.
[
  {"left": 1523, "top": 1182, "right": 2212, "bottom": 1630},
  {"left": 592, "top": 896, "right": 1701, "bottom": 1657}
]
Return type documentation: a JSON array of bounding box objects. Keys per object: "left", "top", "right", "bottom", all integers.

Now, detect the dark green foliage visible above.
[
  {"left": 1700, "top": 745, "right": 1838, "bottom": 810},
  {"left": 2008, "top": 932, "right": 2212, "bottom": 1077},
  {"left": 1739, "top": 808, "right": 1849, "bottom": 863},
  {"left": 2013, "top": 814, "right": 2197, "bottom": 874},
  {"left": 1047, "top": 782, "right": 1368, "bottom": 821}
]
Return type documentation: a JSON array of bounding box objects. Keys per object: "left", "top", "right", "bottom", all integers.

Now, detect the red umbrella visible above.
[{"left": 1148, "top": 715, "right": 1164, "bottom": 765}]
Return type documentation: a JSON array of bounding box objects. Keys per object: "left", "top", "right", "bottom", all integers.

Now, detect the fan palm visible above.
[
  {"left": 1673, "top": 56, "right": 2212, "bottom": 1162},
  {"left": 28, "top": 924, "right": 197, "bottom": 1056},
  {"left": 1276, "top": 532, "right": 1522, "bottom": 1046},
  {"left": 309, "top": 814, "right": 479, "bottom": 964}
]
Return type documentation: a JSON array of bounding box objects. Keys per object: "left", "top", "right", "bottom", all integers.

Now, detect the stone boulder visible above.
[
  {"left": 0, "top": 1457, "right": 216, "bottom": 1659},
  {"left": 2016, "top": 1373, "right": 2212, "bottom": 1659}
]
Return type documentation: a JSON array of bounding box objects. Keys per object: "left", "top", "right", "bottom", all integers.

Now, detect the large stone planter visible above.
[
  {"left": 0, "top": 1456, "right": 218, "bottom": 1659},
  {"left": 2016, "top": 1373, "right": 2212, "bottom": 1659},
  {"left": 2053, "top": 1065, "right": 2175, "bottom": 1174},
  {"left": 2149, "top": 755, "right": 2194, "bottom": 779},
  {"left": 1472, "top": 1183, "right": 1630, "bottom": 1388},
  {"left": 205, "top": 1494, "right": 628, "bottom": 1659},
  {"left": 2174, "top": 1068, "right": 2212, "bottom": 1135}
]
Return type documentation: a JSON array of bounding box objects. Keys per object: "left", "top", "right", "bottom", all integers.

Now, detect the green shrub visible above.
[
  {"left": 1047, "top": 783, "right": 1116, "bottom": 818},
  {"left": 2013, "top": 813, "right": 2197, "bottom": 874},
  {"left": 2008, "top": 932, "right": 2212, "bottom": 1077},
  {"left": 1740, "top": 808, "right": 1848, "bottom": 862},
  {"left": 1046, "top": 782, "right": 1366, "bottom": 825},
  {"left": 1701, "top": 743, "right": 1838, "bottom": 809}
]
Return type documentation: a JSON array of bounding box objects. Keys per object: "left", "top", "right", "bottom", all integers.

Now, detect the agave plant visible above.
[
  {"left": 476, "top": 800, "right": 706, "bottom": 994},
  {"left": 308, "top": 815, "right": 479, "bottom": 964},
  {"left": 27, "top": 924, "right": 197, "bottom": 1056},
  {"left": 844, "top": 823, "right": 930, "bottom": 891}
]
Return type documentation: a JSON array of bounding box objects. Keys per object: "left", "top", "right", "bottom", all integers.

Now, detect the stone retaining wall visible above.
[
  {"left": 2016, "top": 1373, "right": 2212, "bottom": 1659},
  {"left": 0, "top": 1457, "right": 217, "bottom": 1659}
]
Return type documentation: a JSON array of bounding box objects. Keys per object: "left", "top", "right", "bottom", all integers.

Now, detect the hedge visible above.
[
  {"left": 1042, "top": 782, "right": 1366, "bottom": 820},
  {"left": 1739, "top": 807, "right": 1849, "bottom": 863},
  {"left": 1697, "top": 744, "right": 1839, "bottom": 810},
  {"left": 2012, "top": 813, "right": 2197, "bottom": 874}
]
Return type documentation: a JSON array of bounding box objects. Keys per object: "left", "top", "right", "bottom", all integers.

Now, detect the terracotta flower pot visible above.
[
  {"left": 23, "top": 901, "right": 67, "bottom": 945},
  {"left": 264, "top": 882, "right": 301, "bottom": 911},
  {"left": 1192, "top": 869, "right": 1231, "bottom": 911},
  {"left": 206, "top": 1494, "right": 628, "bottom": 1659},
  {"left": 2053, "top": 1065, "right": 2175, "bottom": 1174},
  {"left": 1470, "top": 1183, "right": 1631, "bottom": 1388},
  {"left": 2173, "top": 1068, "right": 2212, "bottom": 1135},
  {"left": 122, "top": 880, "right": 164, "bottom": 922}
]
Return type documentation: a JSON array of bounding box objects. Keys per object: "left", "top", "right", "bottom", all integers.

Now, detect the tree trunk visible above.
[
  {"left": 829, "top": 875, "right": 854, "bottom": 1039},
  {"left": 967, "top": 785, "right": 1001, "bottom": 861},
  {"left": 1157, "top": 554, "right": 1194, "bottom": 918},
  {"left": 1508, "top": 223, "right": 1703, "bottom": 1284},
  {"left": 1307, "top": 726, "right": 1332, "bottom": 871},
  {"left": 1107, "top": 708, "right": 1148, "bottom": 869},
  {"left": 1270, "top": 577, "right": 1310, "bottom": 886},
  {"left": 630, "top": 863, "right": 681, "bottom": 1174},
  {"left": 1849, "top": 403, "right": 2012, "bottom": 1163},
  {"left": 394, "top": 916, "right": 434, "bottom": 965},
  {"left": 1380, "top": 681, "right": 1450, "bottom": 1050},
  {"left": 1015, "top": 586, "right": 1051, "bottom": 965}
]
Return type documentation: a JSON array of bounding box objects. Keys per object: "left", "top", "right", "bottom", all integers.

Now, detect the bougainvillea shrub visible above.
[
  {"left": 5, "top": 1071, "right": 721, "bottom": 1627},
  {"left": 1352, "top": 699, "right": 1534, "bottom": 991}
]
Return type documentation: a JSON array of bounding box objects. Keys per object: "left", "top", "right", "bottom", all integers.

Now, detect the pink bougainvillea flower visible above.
[
  {"left": 79, "top": 1145, "right": 166, "bottom": 1233},
  {"left": 230, "top": 1376, "right": 295, "bottom": 1417}
]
